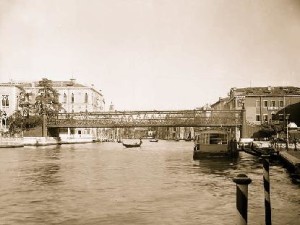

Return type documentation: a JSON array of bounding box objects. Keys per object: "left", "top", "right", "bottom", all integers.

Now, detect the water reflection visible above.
[
  {"left": 31, "top": 163, "right": 61, "bottom": 185},
  {"left": 24, "top": 146, "right": 62, "bottom": 186},
  {"left": 194, "top": 157, "right": 239, "bottom": 175}
]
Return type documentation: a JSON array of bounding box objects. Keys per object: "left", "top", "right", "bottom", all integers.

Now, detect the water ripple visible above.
[{"left": 0, "top": 141, "right": 299, "bottom": 225}]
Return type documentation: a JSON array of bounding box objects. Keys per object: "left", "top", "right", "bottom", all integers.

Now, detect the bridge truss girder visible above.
[{"left": 47, "top": 109, "right": 243, "bottom": 128}]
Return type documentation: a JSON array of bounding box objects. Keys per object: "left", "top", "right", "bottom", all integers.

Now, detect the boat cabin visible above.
[
  {"left": 193, "top": 129, "right": 237, "bottom": 159},
  {"left": 194, "top": 130, "right": 228, "bottom": 145}
]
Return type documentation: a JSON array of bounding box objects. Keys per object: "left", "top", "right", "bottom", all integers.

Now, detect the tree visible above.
[
  {"left": 252, "top": 123, "right": 284, "bottom": 139},
  {"left": 18, "top": 86, "right": 32, "bottom": 117},
  {"left": 8, "top": 86, "right": 42, "bottom": 134},
  {"left": 7, "top": 79, "right": 62, "bottom": 135},
  {"left": 34, "top": 78, "right": 62, "bottom": 117},
  {"left": 8, "top": 110, "right": 23, "bottom": 135}
]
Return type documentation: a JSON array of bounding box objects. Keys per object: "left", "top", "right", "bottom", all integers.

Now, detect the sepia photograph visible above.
[{"left": 0, "top": 0, "right": 300, "bottom": 224}]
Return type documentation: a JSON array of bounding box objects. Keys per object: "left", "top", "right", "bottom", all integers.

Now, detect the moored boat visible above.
[
  {"left": 238, "top": 138, "right": 277, "bottom": 157},
  {"left": 122, "top": 139, "right": 142, "bottom": 148},
  {"left": 250, "top": 141, "right": 277, "bottom": 157},
  {"left": 149, "top": 138, "right": 158, "bottom": 142},
  {"left": 193, "top": 129, "right": 238, "bottom": 159}
]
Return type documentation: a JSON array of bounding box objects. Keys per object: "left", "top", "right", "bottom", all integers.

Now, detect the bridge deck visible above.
[{"left": 47, "top": 109, "right": 243, "bottom": 128}]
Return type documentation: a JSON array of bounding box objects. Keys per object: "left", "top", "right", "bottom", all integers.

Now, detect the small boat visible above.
[
  {"left": 250, "top": 141, "right": 277, "bottom": 157},
  {"left": 193, "top": 129, "right": 238, "bottom": 159},
  {"left": 149, "top": 138, "right": 158, "bottom": 142},
  {"left": 122, "top": 139, "right": 142, "bottom": 148}
]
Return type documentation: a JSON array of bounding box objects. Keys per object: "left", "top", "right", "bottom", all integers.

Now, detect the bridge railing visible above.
[{"left": 47, "top": 109, "right": 243, "bottom": 128}]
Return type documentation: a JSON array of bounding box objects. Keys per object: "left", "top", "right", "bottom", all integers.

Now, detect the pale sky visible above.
[{"left": 1, "top": 0, "right": 300, "bottom": 110}]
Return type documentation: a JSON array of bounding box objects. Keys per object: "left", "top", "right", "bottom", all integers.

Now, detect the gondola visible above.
[{"left": 122, "top": 139, "right": 142, "bottom": 148}]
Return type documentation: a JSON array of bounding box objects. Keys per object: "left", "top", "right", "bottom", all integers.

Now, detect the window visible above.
[
  {"left": 256, "top": 114, "right": 261, "bottom": 121},
  {"left": 271, "top": 100, "right": 276, "bottom": 107},
  {"left": 263, "top": 114, "right": 268, "bottom": 122},
  {"left": 2, "top": 95, "right": 9, "bottom": 107},
  {"left": 263, "top": 100, "right": 268, "bottom": 107},
  {"left": 279, "top": 100, "right": 284, "bottom": 107},
  {"left": 271, "top": 113, "right": 276, "bottom": 121},
  {"left": 256, "top": 100, "right": 260, "bottom": 108},
  {"left": 63, "top": 93, "right": 67, "bottom": 103},
  {"left": 85, "top": 93, "right": 88, "bottom": 103},
  {"left": 71, "top": 93, "right": 74, "bottom": 103}
]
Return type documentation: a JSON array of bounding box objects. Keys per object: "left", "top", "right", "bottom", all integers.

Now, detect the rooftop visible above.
[{"left": 231, "top": 86, "right": 300, "bottom": 96}]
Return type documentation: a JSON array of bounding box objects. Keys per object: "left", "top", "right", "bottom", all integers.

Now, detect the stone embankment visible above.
[
  {"left": 0, "top": 136, "right": 102, "bottom": 148},
  {"left": 275, "top": 143, "right": 300, "bottom": 182},
  {"left": 0, "top": 137, "right": 24, "bottom": 148}
]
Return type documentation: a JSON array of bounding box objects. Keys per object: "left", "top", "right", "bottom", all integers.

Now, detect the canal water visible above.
[{"left": 0, "top": 141, "right": 299, "bottom": 225}]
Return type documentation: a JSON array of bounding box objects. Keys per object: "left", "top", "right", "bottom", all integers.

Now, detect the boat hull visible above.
[
  {"left": 122, "top": 139, "right": 143, "bottom": 148},
  {"left": 193, "top": 144, "right": 238, "bottom": 159},
  {"left": 122, "top": 144, "right": 141, "bottom": 148}
]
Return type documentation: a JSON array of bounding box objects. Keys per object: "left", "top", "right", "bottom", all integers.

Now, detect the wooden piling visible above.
[{"left": 233, "top": 174, "right": 252, "bottom": 225}]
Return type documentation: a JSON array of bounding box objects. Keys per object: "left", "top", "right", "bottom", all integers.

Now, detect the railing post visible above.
[
  {"left": 262, "top": 155, "right": 272, "bottom": 225},
  {"left": 293, "top": 138, "right": 297, "bottom": 151},
  {"left": 233, "top": 174, "right": 252, "bottom": 225}
]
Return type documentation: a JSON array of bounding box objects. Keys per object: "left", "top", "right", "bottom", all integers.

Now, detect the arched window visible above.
[
  {"left": 2, "top": 97, "right": 5, "bottom": 106},
  {"left": 1, "top": 95, "right": 9, "bottom": 107},
  {"left": 63, "top": 93, "right": 67, "bottom": 103},
  {"left": 6, "top": 97, "right": 9, "bottom": 107},
  {"left": 71, "top": 93, "right": 74, "bottom": 103},
  {"left": 85, "top": 93, "right": 88, "bottom": 103}
]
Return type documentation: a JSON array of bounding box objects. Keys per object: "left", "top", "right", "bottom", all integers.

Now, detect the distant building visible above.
[
  {"left": 211, "top": 86, "right": 300, "bottom": 137},
  {"left": 0, "top": 83, "right": 22, "bottom": 116},
  {"left": 0, "top": 82, "right": 23, "bottom": 131},
  {"left": 210, "top": 97, "right": 229, "bottom": 110},
  {"left": 21, "top": 79, "right": 105, "bottom": 113},
  {"left": 0, "top": 78, "right": 106, "bottom": 139}
]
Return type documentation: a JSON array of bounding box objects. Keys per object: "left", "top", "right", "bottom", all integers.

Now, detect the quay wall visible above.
[
  {"left": 0, "top": 135, "right": 107, "bottom": 148},
  {"left": 278, "top": 148, "right": 300, "bottom": 176}
]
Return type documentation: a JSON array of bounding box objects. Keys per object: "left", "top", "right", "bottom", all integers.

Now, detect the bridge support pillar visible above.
[
  {"left": 42, "top": 113, "right": 47, "bottom": 137},
  {"left": 241, "top": 106, "right": 247, "bottom": 138}
]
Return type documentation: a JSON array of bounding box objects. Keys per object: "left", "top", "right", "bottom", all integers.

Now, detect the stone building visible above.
[
  {"left": 0, "top": 79, "right": 106, "bottom": 139},
  {"left": 20, "top": 78, "right": 105, "bottom": 113},
  {"left": 211, "top": 86, "right": 300, "bottom": 138},
  {"left": 0, "top": 82, "right": 23, "bottom": 132}
]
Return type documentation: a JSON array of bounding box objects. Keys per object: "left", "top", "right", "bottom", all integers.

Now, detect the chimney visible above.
[
  {"left": 70, "top": 78, "right": 76, "bottom": 84},
  {"left": 109, "top": 102, "right": 115, "bottom": 111}
]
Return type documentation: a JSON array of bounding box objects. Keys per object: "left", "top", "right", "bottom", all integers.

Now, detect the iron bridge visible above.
[{"left": 47, "top": 109, "right": 244, "bottom": 128}]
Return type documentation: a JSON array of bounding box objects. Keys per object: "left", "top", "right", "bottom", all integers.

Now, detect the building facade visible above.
[
  {"left": 0, "top": 79, "right": 106, "bottom": 139},
  {"left": 0, "top": 83, "right": 23, "bottom": 132},
  {"left": 211, "top": 86, "right": 300, "bottom": 138}
]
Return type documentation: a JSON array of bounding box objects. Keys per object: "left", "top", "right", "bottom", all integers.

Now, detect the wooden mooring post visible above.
[
  {"left": 233, "top": 174, "right": 252, "bottom": 225},
  {"left": 262, "top": 155, "right": 272, "bottom": 225}
]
